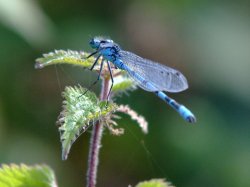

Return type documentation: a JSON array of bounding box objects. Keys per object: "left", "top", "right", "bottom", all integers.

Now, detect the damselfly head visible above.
[{"left": 89, "top": 37, "right": 113, "bottom": 49}]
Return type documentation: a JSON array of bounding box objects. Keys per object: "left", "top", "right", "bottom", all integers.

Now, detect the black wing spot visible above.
[
  {"left": 167, "top": 72, "right": 170, "bottom": 75},
  {"left": 176, "top": 72, "right": 180, "bottom": 76},
  {"left": 161, "top": 71, "right": 164, "bottom": 74}
]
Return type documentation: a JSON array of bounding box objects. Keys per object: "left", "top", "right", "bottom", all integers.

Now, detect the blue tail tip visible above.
[{"left": 186, "top": 116, "right": 196, "bottom": 123}]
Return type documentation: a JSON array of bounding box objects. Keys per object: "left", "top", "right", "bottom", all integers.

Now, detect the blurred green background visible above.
[{"left": 0, "top": 0, "right": 250, "bottom": 187}]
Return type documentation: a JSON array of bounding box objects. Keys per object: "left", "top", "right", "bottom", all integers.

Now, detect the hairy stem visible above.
[{"left": 86, "top": 77, "right": 110, "bottom": 187}]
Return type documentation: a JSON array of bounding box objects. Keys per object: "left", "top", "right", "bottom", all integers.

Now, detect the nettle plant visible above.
[{"left": 0, "top": 43, "right": 186, "bottom": 186}]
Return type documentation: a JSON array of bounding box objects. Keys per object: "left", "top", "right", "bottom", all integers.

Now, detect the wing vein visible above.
[{"left": 118, "top": 50, "right": 188, "bottom": 92}]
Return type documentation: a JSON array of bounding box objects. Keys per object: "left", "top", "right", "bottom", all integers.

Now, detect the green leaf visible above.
[
  {"left": 34, "top": 50, "right": 97, "bottom": 69},
  {"left": 135, "top": 179, "right": 174, "bottom": 187},
  {"left": 111, "top": 73, "right": 137, "bottom": 96},
  {"left": 57, "top": 86, "right": 117, "bottom": 160},
  {"left": 35, "top": 50, "right": 138, "bottom": 97},
  {"left": 35, "top": 50, "right": 137, "bottom": 94},
  {"left": 0, "top": 164, "right": 57, "bottom": 187}
]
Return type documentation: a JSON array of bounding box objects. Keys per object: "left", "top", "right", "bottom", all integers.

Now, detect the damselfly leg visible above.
[{"left": 79, "top": 54, "right": 104, "bottom": 98}]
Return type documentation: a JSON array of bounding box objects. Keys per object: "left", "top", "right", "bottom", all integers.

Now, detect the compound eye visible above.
[
  {"left": 89, "top": 39, "right": 95, "bottom": 45},
  {"left": 89, "top": 38, "right": 100, "bottom": 49}
]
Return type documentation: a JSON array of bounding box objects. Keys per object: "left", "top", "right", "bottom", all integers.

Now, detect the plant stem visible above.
[{"left": 86, "top": 77, "right": 110, "bottom": 187}]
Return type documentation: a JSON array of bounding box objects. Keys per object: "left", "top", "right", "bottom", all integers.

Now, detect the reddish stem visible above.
[{"left": 86, "top": 77, "right": 110, "bottom": 187}]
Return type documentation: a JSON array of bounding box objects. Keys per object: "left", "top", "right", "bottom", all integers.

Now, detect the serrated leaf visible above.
[
  {"left": 111, "top": 73, "right": 137, "bottom": 96},
  {"left": 135, "top": 179, "right": 174, "bottom": 187},
  {"left": 35, "top": 50, "right": 138, "bottom": 96},
  {"left": 57, "top": 86, "right": 117, "bottom": 160},
  {"left": 34, "top": 50, "right": 97, "bottom": 69},
  {"left": 0, "top": 164, "right": 57, "bottom": 187}
]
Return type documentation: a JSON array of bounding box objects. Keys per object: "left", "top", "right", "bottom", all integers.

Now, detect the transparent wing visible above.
[{"left": 119, "top": 50, "right": 188, "bottom": 92}]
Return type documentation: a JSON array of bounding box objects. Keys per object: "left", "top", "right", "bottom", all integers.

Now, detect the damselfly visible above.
[{"left": 86, "top": 37, "right": 196, "bottom": 123}]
